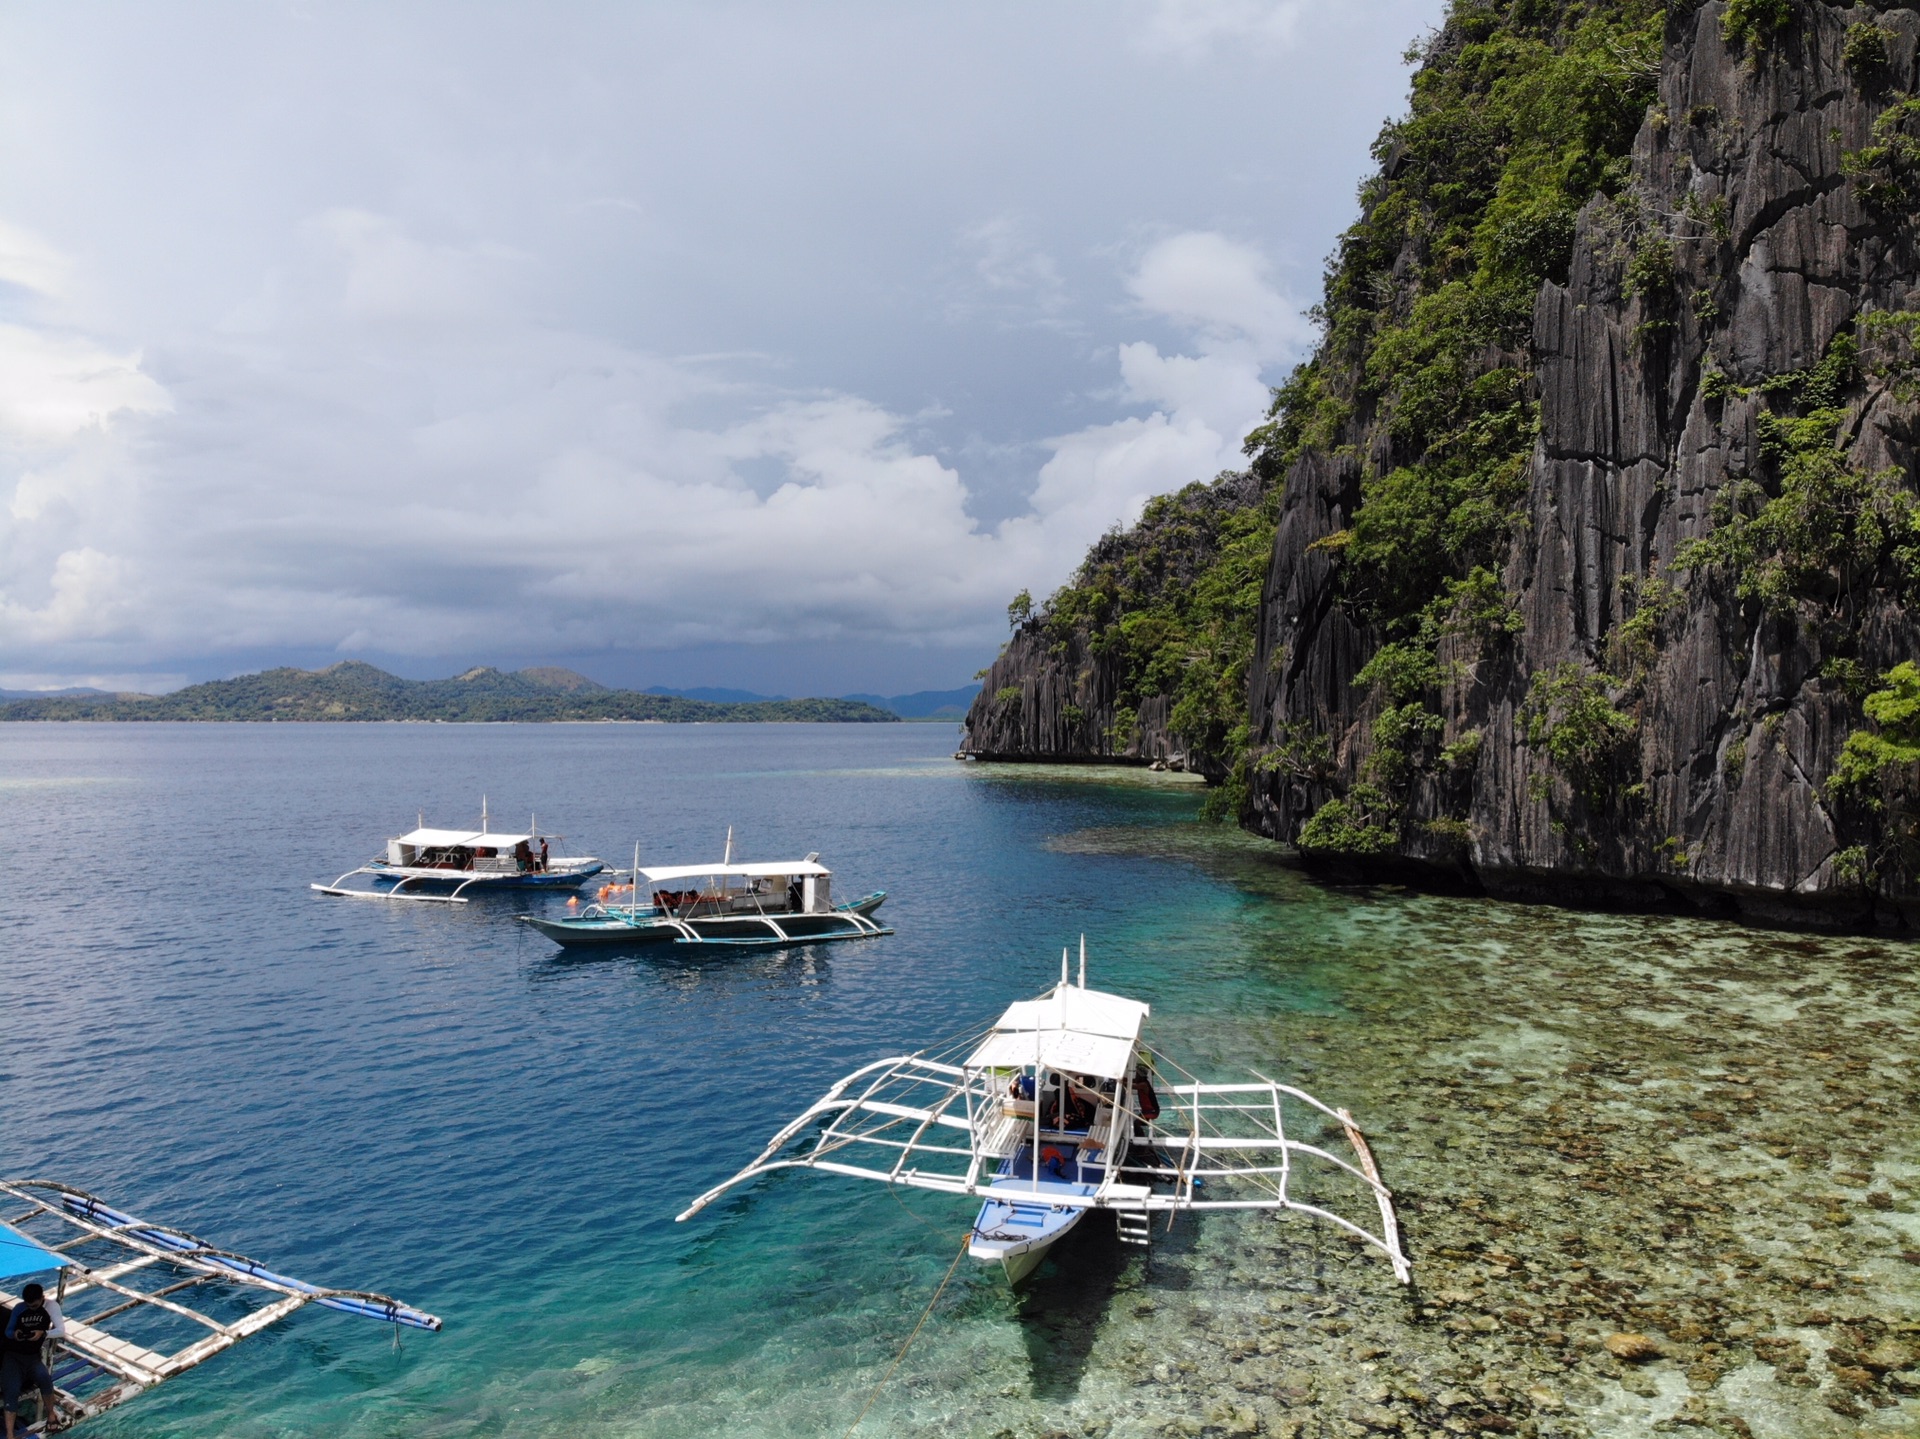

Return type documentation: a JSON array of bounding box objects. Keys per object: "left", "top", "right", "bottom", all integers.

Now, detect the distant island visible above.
[
  {"left": 645, "top": 683, "right": 978, "bottom": 720},
  {"left": 0, "top": 663, "right": 904, "bottom": 723}
]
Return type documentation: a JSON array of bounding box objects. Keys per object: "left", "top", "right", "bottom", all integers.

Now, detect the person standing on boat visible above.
[
  {"left": 540, "top": 837, "right": 549, "bottom": 873},
  {"left": 1, "top": 1281, "right": 66, "bottom": 1436}
]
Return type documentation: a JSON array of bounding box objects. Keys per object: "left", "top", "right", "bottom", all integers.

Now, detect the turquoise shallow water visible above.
[
  {"left": 0, "top": 723, "right": 1324, "bottom": 1437},
  {"left": 8, "top": 723, "right": 1919, "bottom": 1438}
]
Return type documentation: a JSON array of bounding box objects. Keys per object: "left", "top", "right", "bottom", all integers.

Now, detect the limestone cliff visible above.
[
  {"left": 961, "top": 468, "right": 1269, "bottom": 777},
  {"left": 1251, "top": 1, "right": 1920, "bottom": 927},
  {"left": 967, "top": 0, "right": 1920, "bottom": 928}
]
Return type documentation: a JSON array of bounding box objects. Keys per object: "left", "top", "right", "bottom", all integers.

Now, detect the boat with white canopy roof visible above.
[
  {"left": 521, "top": 840, "right": 888, "bottom": 948},
  {"left": 678, "top": 941, "right": 1410, "bottom": 1286},
  {"left": 0, "top": 1178, "right": 439, "bottom": 1433},
  {"left": 311, "top": 799, "right": 604, "bottom": 903}
]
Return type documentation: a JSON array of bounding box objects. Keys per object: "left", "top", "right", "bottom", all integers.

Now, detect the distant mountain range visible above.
[
  {"left": 646, "top": 684, "right": 978, "bottom": 719},
  {"left": 0, "top": 664, "right": 900, "bottom": 723},
  {"left": 0, "top": 686, "right": 113, "bottom": 700}
]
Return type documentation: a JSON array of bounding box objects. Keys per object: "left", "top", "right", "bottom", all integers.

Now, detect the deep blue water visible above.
[{"left": 2, "top": 722, "right": 1319, "bottom": 1437}]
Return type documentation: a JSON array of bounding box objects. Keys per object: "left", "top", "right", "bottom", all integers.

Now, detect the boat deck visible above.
[{"left": 0, "top": 1179, "right": 439, "bottom": 1432}]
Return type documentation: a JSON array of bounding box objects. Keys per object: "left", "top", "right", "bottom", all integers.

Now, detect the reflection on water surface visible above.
[{"left": 1, "top": 726, "right": 1914, "bottom": 1437}]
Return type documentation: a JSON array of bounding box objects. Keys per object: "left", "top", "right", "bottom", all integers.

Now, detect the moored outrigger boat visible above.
[
  {"left": 312, "top": 800, "right": 604, "bottom": 903},
  {"left": 678, "top": 942, "right": 1409, "bottom": 1287},
  {"left": 0, "top": 1178, "right": 439, "bottom": 1433},
  {"left": 521, "top": 844, "right": 889, "bottom": 949}
]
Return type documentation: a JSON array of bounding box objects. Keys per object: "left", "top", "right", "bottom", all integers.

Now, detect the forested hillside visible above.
[
  {"left": 964, "top": 468, "right": 1275, "bottom": 788},
  {"left": 968, "top": 0, "right": 1920, "bottom": 928},
  {"left": 0, "top": 662, "right": 897, "bottom": 723}
]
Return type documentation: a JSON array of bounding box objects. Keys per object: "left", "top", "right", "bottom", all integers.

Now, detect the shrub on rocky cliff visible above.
[
  {"left": 1257, "top": 0, "right": 1920, "bottom": 925},
  {"left": 1830, "top": 663, "right": 1920, "bottom": 805},
  {"left": 1276, "top": 0, "right": 1661, "bottom": 844},
  {"left": 974, "top": 467, "right": 1277, "bottom": 779}
]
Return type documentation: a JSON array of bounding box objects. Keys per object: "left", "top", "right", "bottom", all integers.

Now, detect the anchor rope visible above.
[
  {"left": 883, "top": 1179, "right": 950, "bottom": 1241},
  {"left": 841, "top": 1233, "right": 969, "bottom": 1438}
]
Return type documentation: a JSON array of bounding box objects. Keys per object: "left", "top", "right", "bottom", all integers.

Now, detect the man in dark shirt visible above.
[{"left": 2, "top": 1282, "right": 65, "bottom": 1436}]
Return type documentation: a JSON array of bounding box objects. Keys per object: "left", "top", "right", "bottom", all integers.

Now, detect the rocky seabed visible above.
[{"left": 868, "top": 831, "right": 1919, "bottom": 1438}]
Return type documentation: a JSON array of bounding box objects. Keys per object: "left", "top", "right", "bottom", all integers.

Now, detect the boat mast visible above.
[
  {"left": 1078, "top": 935, "right": 1086, "bottom": 988},
  {"left": 724, "top": 825, "right": 733, "bottom": 865},
  {"left": 632, "top": 841, "right": 642, "bottom": 919}
]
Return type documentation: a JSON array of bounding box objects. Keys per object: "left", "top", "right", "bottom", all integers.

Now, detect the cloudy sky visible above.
[{"left": 0, "top": 0, "right": 1442, "bottom": 696}]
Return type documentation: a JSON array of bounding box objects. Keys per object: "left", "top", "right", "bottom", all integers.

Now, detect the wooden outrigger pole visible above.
[
  {"left": 676, "top": 966, "right": 1412, "bottom": 1288},
  {"left": 0, "top": 1179, "right": 440, "bottom": 1433}
]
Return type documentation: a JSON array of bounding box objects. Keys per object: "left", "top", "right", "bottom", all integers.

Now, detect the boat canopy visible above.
[
  {"left": 639, "top": 861, "right": 830, "bottom": 883},
  {"left": 392, "top": 827, "right": 533, "bottom": 848},
  {"left": 965, "top": 985, "right": 1151, "bottom": 1081},
  {"left": 0, "top": 1220, "right": 68, "bottom": 1283}
]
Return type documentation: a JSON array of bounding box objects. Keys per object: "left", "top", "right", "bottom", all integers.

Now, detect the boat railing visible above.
[{"left": 0, "top": 1178, "right": 438, "bottom": 1429}]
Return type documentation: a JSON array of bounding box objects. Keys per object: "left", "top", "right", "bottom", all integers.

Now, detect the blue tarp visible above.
[{"left": 0, "top": 1222, "right": 69, "bottom": 1284}]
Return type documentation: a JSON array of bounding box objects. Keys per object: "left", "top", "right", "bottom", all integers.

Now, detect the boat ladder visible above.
[{"left": 1109, "top": 1182, "right": 1153, "bottom": 1247}]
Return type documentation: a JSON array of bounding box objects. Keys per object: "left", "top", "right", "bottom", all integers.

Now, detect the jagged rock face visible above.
[
  {"left": 962, "top": 629, "right": 1187, "bottom": 767},
  {"left": 1251, "top": 3, "right": 1920, "bottom": 927},
  {"left": 960, "top": 469, "right": 1264, "bottom": 775}
]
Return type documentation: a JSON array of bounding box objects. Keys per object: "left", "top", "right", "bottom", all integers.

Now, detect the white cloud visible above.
[
  {"left": 0, "top": 546, "right": 137, "bottom": 644},
  {"left": 0, "top": 219, "right": 1307, "bottom": 668},
  {"left": 1117, "top": 343, "right": 1271, "bottom": 441},
  {"left": 0, "top": 671, "right": 187, "bottom": 694},
  {"left": 0, "top": 325, "right": 169, "bottom": 443},
  {"left": 1126, "top": 230, "right": 1312, "bottom": 353},
  {"left": 1013, "top": 231, "right": 1307, "bottom": 547},
  {"left": 955, "top": 216, "right": 1067, "bottom": 318},
  {"left": 0, "top": 220, "right": 73, "bottom": 298},
  {"left": 0, "top": 0, "right": 1435, "bottom": 684},
  {"left": 311, "top": 209, "right": 532, "bottom": 328},
  {"left": 1134, "top": 0, "right": 1307, "bottom": 60}
]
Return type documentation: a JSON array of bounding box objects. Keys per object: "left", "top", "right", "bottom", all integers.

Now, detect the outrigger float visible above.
[
  {"left": 521, "top": 843, "right": 889, "bottom": 949},
  {"left": 679, "top": 942, "right": 1409, "bottom": 1286},
  {"left": 0, "top": 1178, "right": 439, "bottom": 1433},
  {"left": 313, "top": 800, "right": 604, "bottom": 904}
]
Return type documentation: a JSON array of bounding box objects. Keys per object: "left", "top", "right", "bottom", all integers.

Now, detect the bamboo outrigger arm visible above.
[
  {"left": 0, "top": 1178, "right": 440, "bottom": 1432},
  {"left": 672, "top": 1052, "right": 1411, "bottom": 1286},
  {"left": 311, "top": 866, "right": 471, "bottom": 902}
]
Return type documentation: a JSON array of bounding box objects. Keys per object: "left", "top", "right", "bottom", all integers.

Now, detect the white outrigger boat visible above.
[
  {"left": 313, "top": 802, "right": 604, "bottom": 904},
  {"left": 679, "top": 943, "right": 1410, "bottom": 1286},
  {"left": 521, "top": 846, "right": 889, "bottom": 949},
  {"left": 0, "top": 1178, "right": 439, "bottom": 1432}
]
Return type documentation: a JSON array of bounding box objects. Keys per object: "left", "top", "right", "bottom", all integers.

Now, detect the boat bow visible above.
[{"left": 674, "top": 981, "right": 1410, "bottom": 1286}]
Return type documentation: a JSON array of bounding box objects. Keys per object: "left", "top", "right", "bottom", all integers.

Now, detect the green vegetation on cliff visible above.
[
  {"left": 0, "top": 663, "right": 898, "bottom": 723},
  {"left": 1003, "top": 0, "right": 1663, "bottom": 832},
  {"left": 1263, "top": 0, "right": 1663, "bottom": 847},
  {"left": 1681, "top": 320, "right": 1920, "bottom": 625},
  {"left": 1023, "top": 468, "right": 1277, "bottom": 791}
]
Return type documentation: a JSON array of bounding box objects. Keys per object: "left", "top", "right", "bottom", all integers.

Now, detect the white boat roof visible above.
[
  {"left": 394, "top": 827, "right": 534, "bottom": 848},
  {"left": 640, "top": 860, "right": 831, "bottom": 883},
  {"left": 965, "top": 984, "right": 1150, "bottom": 1081}
]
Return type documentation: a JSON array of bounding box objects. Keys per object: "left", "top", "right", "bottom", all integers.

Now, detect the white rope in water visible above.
[{"left": 842, "top": 1235, "right": 970, "bottom": 1439}]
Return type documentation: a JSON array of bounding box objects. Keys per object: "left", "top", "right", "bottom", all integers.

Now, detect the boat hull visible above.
[
  {"left": 369, "top": 861, "right": 603, "bottom": 890},
  {"left": 523, "top": 893, "right": 889, "bottom": 949},
  {"left": 968, "top": 1185, "right": 1088, "bottom": 1284}
]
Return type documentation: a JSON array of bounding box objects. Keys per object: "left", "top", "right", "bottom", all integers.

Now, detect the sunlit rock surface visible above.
[{"left": 1249, "top": 6, "right": 1920, "bottom": 928}]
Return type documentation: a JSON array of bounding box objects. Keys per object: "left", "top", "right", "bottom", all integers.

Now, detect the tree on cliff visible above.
[
  {"left": 976, "top": 0, "right": 1920, "bottom": 927},
  {"left": 1250, "top": 0, "right": 1920, "bottom": 926}
]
